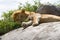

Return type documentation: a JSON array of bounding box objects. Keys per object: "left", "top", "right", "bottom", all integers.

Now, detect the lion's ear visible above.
[{"left": 21, "top": 9, "right": 25, "bottom": 13}]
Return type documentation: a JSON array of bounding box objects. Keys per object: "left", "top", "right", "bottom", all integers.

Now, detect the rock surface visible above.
[
  {"left": 1, "top": 22, "right": 60, "bottom": 40},
  {"left": 36, "top": 5, "right": 60, "bottom": 16}
]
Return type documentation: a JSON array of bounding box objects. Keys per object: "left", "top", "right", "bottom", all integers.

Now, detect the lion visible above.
[{"left": 11, "top": 9, "right": 60, "bottom": 29}]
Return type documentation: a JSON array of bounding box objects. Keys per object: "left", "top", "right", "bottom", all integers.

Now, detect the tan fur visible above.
[
  {"left": 11, "top": 10, "right": 60, "bottom": 29},
  {"left": 28, "top": 13, "right": 60, "bottom": 26},
  {"left": 40, "top": 14, "right": 60, "bottom": 23}
]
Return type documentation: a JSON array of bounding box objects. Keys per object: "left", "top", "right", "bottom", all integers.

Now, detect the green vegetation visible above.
[
  {"left": 18, "top": 0, "right": 41, "bottom": 12},
  {"left": 0, "top": 20, "right": 21, "bottom": 35},
  {"left": 0, "top": 0, "right": 41, "bottom": 35}
]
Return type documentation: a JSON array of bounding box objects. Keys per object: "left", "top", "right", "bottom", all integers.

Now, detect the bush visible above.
[
  {"left": 0, "top": 20, "right": 21, "bottom": 35},
  {"left": 18, "top": 0, "right": 41, "bottom": 12}
]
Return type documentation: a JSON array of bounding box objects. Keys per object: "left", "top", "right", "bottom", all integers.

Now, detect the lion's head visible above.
[{"left": 11, "top": 9, "right": 31, "bottom": 24}]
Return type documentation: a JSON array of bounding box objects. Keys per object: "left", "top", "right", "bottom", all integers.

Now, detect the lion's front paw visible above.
[
  {"left": 21, "top": 21, "right": 32, "bottom": 29},
  {"left": 21, "top": 22, "right": 28, "bottom": 29}
]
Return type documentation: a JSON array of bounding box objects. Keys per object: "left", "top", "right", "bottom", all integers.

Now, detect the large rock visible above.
[
  {"left": 36, "top": 5, "right": 60, "bottom": 16},
  {"left": 1, "top": 22, "right": 60, "bottom": 40}
]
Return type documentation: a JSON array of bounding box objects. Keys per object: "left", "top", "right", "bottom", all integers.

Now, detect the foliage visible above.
[
  {"left": 2, "top": 10, "right": 13, "bottom": 21},
  {"left": 0, "top": 20, "right": 21, "bottom": 35},
  {"left": 18, "top": 0, "right": 41, "bottom": 12}
]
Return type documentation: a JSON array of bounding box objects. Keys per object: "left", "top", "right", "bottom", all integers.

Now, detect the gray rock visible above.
[
  {"left": 36, "top": 5, "right": 60, "bottom": 16},
  {"left": 0, "top": 36, "right": 2, "bottom": 40},
  {"left": 1, "top": 22, "right": 60, "bottom": 40}
]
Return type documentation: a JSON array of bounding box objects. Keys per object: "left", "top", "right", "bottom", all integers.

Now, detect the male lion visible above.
[{"left": 11, "top": 9, "right": 60, "bottom": 29}]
